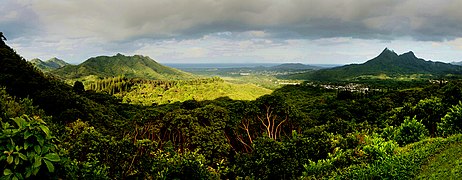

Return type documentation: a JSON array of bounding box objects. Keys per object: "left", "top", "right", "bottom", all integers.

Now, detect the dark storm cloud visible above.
[{"left": 11, "top": 0, "right": 459, "bottom": 42}]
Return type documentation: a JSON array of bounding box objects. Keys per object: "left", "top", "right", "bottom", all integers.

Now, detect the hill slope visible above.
[
  {"left": 52, "top": 53, "right": 194, "bottom": 80},
  {"left": 416, "top": 141, "right": 462, "bottom": 179},
  {"left": 0, "top": 36, "right": 127, "bottom": 134},
  {"left": 287, "top": 48, "right": 462, "bottom": 81},
  {"left": 270, "top": 63, "right": 322, "bottom": 70},
  {"left": 30, "top": 57, "right": 69, "bottom": 72}
]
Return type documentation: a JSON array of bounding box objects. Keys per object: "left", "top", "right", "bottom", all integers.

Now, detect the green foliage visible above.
[
  {"left": 116, "top": 77, "right": 272, "bottom": 105},
  {"left": 236, "top": 131, "right": 333, "bottom": 179},
  {"left": 72, "top": 81, "right": 85, "bottom": 93},
  {"left": 0, "top": 115, "right": 60, "bottom": 179},
  {"left": 438, "top": 101, "right": 462, "bottom": 136},
  {"left": 342, "top": 134, "right": 462, "bottom": 179},
  {"left": 415, "top": 142, "right": 462, "bottom": 179},
  {"left": 301, "top": 133, "right": 398, "bottom": 179},
  {"left": 413, "top": 97, "right": 444, "bottom": 136},
  {"left": 151, "top": 149, "right": 215, "bottom": 179},
  {"left": 159, "top": 105, "right": 231, "bottom": 165},
  {"left": 393, "top": 116, "right": 429, "bottom": 146}
]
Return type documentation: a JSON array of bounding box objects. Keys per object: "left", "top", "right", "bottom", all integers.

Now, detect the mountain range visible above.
[
  {"left": 51, "top": 53, "right": 194, "bottom": 80},
  {"left": 29, "top": 48, "right": 462, "bottom": 81},
  {"left": 287, "top": 48, "right": 462, "bottom": 81},
  {"left": 30, "top": 57, "right": 69, "bottom": 72}
]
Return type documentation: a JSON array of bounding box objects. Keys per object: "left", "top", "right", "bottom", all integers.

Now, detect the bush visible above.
[
  {"left": 301, "top": 133, "right": 398, "bottom": 179},
  {"left": 0, "top": 115, "right": 61, "bottom": 179},
  {"left": 343, "top": 135, "right": 462, "bottom": 179},
  {"left": 393, "top": 116, "right": 429, "bottom": 146},
  {"left": 236, "top": 131, "right": 334, "bottom": 179},
  {"left": 438, "top": 101, "right": 462, "bottom": 136},
  {"left": 151, "top": 149, "right": 215, "bottom": 180}
]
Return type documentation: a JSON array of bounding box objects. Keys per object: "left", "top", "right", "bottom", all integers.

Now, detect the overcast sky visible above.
[{"left": 3, "top": 0, "right": 462, "bottom": 64}]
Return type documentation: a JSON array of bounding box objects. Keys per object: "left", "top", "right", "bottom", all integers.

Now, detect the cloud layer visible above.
[
  {"left": 3, "top": 0, "right": 462, "bottom": 63},
  {"left": 19, "top": 0, "right": 461, "bottom": 41}
]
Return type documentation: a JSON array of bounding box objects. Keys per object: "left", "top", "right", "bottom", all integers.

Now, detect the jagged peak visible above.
[{"left": 379, "top": 48, "right": 398, "bottom": 57}]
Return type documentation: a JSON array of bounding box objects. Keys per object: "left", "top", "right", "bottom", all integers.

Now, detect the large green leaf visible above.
[
  {"left": 44, "top": 153, "right": 60, "bottom": 162},
  {"left": 3, "top": 169, "right": 12, "bottom": 175},
  {"left": 33, "top": 156, "right": 42, "bottom": 168},
  {"left": 14, "top": 155, "right": 19, "bottom": 165},
  {"left": 34, "top": 145, "right": 41, "bottom": 154},
  {"left": 25, "top": 167, "right": 33, "bottom": 178},
  {"left": 6, "top": 155, "right": 13, "bottom": 164},
  {"left": 12, "top": 117, "right": 26, "bottom": 129},
  {"left": 23, "top": 130, "right": 33, "bottom": 139},
  {"left": 36, "top": 135, "right": 44, "bottom": 146},
  {"left": 44, "top": 159, "right": 55, "bottom": 172},
  {"left": 39, "top": 125, "right": 50, "bottom": 137},
  {"left": 17, "top": 152, "right": 27, "bottom": 160},
  {"left": 24, "top": 141, "right": 31, "bottom": 150}
]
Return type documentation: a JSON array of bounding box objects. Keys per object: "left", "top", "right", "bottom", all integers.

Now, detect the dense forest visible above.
[{"left": 2, "top": 37, "right": 462, "bottom": 179}]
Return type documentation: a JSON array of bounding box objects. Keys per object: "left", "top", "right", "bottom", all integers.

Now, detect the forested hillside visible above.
[
  {"left": 2, "top": 38, "right": 462, "bottom": 179},
  {"left": 52, "top": 53, "right": 193, "bottom": 80},
  {"left": 30, "top": 57, "right": 69, "bottom": 72},
  {"left": 286, "top": 48, "right": 462, "bottom": 81}
]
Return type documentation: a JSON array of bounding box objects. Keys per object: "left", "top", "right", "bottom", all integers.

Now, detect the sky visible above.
[{"left": 2, "top": 0, "right": 462, "bottom": 64}]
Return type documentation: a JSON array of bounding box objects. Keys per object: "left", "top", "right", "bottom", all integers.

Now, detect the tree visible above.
[
  {"left": 438, "top": 101, "right": 462, "bottom": 136},
  {"left": 393, "top": 116, "right": 429, "bottom": 146},
  {"left": 413, "top": 97, "right": 444, "bottom": 136},
  {"left": 254, "top": 95, "right": 290, "bottom": 141}
]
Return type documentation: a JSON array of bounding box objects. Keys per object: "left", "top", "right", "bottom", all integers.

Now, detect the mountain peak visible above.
[
  {"left": 53, "top": 54, "right": 193, "bottom": 80},
  {"left": 400, "top": 51, "right": 417, "bottom": 59},
  {"left": 30, "top": 57, "right": 69, "bottom": 71},
  {"left": 378, "top": 48, "right": 398, "bottom": 58}
]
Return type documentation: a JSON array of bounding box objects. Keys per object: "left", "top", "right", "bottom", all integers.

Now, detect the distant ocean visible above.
[{"left": 165, "top": 63, "right": 341, "bottom": 69}]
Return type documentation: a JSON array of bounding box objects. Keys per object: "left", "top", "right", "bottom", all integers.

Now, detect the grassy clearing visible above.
[
  {"left": 415, "top": 142, "right": 462, "bottom": 179},
  {"left": 118, "top": 80, "right": 272, "bottom": 105}
]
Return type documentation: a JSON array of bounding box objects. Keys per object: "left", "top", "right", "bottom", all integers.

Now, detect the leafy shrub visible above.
[
  {"left": 151, "top": 149, "right": 214, "bottom": 180},
  {"left": 343, "top": 135, "right": 462, "bottom": 179},
  {"left": 301, "top": 133, "right": 398, "bottom": 179},
  {"left": 0, "top": 115, "right": 61, "bottom": 179},
  {"left": 236, "top": 131, "right": 334, "bottom": 179},
  {"left": 362, "top": 134, "right": 399, "bottom": 161},
  {"left": 381, "top": 125, "right": 395, "bottom": 141},
  {"left": 393, "top": 116, "right": 429, "bottom": 146},
  {"left": 59, "top": 120, "right": 112, "bottom": 179},
  {"left": 438, "top": 101, "right": 462, "bottom": 136}
]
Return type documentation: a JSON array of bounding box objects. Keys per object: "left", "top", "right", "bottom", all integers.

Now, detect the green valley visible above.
[
  {"left": 4, "top": 37, "right": 462, "bottom": 179},
  {"left": 86, "top": 76, "right": 272, "bottom": 105}
]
